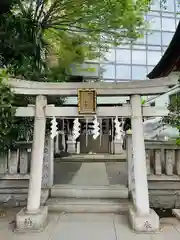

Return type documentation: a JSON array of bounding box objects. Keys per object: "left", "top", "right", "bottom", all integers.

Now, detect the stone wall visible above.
[{"left": 0, "top": 136, "right": 53, "bottom": 207}]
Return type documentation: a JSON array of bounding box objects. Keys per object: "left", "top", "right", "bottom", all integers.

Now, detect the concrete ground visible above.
[
  {"left": 1, "top": 210, "right": 180, "bottom": 240},
  {"left": 0, "top": 161, "right": 179, "bottom": 239}
]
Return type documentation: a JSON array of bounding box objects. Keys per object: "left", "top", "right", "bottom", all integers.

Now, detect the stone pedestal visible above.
[
  {"left": 129, "top": 206, "right": 159, "bottom": 233},
  {"left": 110, "top": 140, "right": 114, "bottom": 154},
  {"left": 60, "top": 131, "right": 66, "bottom": 151},
  {"left": 8, "top": 149, "right": 19, "bottom": 174},
  {"left": 15, "top": 206, "right": 48, "bottom": 232},
  {"left": 0, "top": 154, "right": 8, "bottom": 174},
  {"left": 67, "top": 135, "right": 76, "bottom": 154},
  {"left": 114, "top": 139, "right": 123, "bottom": 154},
  {"left": 19, "top": 149, "right": 28, "bottom": 174},
  {"left": 55, "top": 132, "right": 60, "bottom": 154},
  {"left": 76, "top": 142, "right": 80, "bottom": 154}
]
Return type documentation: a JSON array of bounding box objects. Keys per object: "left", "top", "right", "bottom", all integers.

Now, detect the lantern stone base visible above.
[
  {"left": 114, "top": 139, "right": 123, "bottom": 154},
  {"left": 128, "top": 206, "right": 159, "bottom": 233},
  {"left": 67, "top": 135, "right": 76, "bottom": 154},
  {"left": 15, "top": 206, "right": 48, "bottom": 233}
]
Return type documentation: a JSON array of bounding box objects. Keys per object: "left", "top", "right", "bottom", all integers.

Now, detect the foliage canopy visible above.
[{"left": 0, "top": 0, "right": 152, "bottom": 80}]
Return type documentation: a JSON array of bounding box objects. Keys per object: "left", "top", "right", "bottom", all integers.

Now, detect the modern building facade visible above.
[
  {"left": 68, "top": 0, "right": 180, "bottom": 105},
  {"left": 94, "top": 0, "right": 180, "bottom": 82}
]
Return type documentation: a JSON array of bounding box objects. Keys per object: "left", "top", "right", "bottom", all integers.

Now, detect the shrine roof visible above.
[{"left": 147, "top": 21, "right": 180, "bottom": 79}]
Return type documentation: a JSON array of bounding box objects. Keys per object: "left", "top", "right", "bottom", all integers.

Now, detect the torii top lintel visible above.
[{"left": 8, "top": 75, "right": 179, "bottom": 96}]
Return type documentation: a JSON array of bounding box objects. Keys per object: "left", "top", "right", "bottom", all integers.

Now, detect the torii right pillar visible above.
[{"left": 129, "top": 94, "right": 159, "bottom": 232}]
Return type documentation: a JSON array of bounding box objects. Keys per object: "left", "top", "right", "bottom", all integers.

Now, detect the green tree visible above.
[
  {"left": 0, "top": 0, "right": 153, "bottom": 150},
  {"left": 0, "top": 0, "right": 152, "bottom": 81},
  {"left": 0, "top": 70, "right": 16, "bottom": 153}
]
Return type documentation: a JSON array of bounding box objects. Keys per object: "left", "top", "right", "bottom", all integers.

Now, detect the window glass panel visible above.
[
  {"left": 161, "top": 1, "right": 175, "bottom": 12},
  {"left": 162, "top": 12, "right": 175, "bottom": 17},
  {"left": 132, "top": 66, "right": 147, "bottom": 80},
  {"left": 176, "top": 19, "right": 180, "bottom": 27},
  {"left": 116, "top": 44, "right": 130, "bottom": 49},
  {"left": 147, "top": 51, "right": 162, "bottom": 65},
  {"left": 147, "top": 66, "right": 154, "bottom": 75},
  {"left": 162, "top": 18, "right": 175, "bottom": 31},
  {"left": 132, "top": 50, "right": 146, "bottom": 65},
  {"left": 150, "top": 0, "right": 160, "bottom": 11},
  {"left": 147, "top": 12, "right": 160, "bottom": 17},
  {"left": 103, "top": 79, "right": 115, "bottom": 82},
  {"left": 102, "top": 49, "right": 115, "bottom": 62},
  {"left": 162, "top": 32, "right": 174, "bottom": 45},
  {"left": 135, "top": 35, "right": 146, "bottom": 44},
  {"left": 101, "top": 64, "right": 115, "bottom": 79},
  {"left": 116, "top": 49, "right": 131, "bottom": 64},
  {"left": 147, "top": 45, "right": 161, "bottom": 51},
  {"left": 132, "top": 45, "right": 146, "bottom": 50},
  {"left": 176, "top": 1, "right": 180, "bottom": 13},
  {"left": 147, "top": 16, "right": 161, "bottom": 30},
  {"left": 162, "top": 49, "right": 165, "bottom": 55},
  {"left": 147, "top": 31, "right": 161, "bottom": 45},
  {"left": 162, "top": 46, "right": 168, "bottom": 54},
  {"left": 116, "top": 65, "right": 131, "bottom": 80}
]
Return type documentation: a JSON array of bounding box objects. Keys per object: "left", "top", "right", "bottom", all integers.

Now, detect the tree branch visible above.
[{"left": 41, "top": 0, "right": 59, "bottom": 26}]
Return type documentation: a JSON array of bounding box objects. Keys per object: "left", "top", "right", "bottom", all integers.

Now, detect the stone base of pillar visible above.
[
  {"left": 114, "top": 140, "right": 123, "bottom": 154},
  {"left": 128, "top": 206, "right": 159, "bottom": 233},
  {"left": 67, "top": 141, "right": 76, "bottom": 154},
  {"left": 76, "top": 142, "right": 80, "bottom": 154},
  {"left": 15, "top": 206, "right": 48, "bottom": 233}
]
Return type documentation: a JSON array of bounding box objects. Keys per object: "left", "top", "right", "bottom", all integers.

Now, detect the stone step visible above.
[
  {"left": 0, "top": 180, "right": 28, "bottom": 189},
  {"left": 51, "top": 184, "right": 128, "bottom": 199},
  {"left": 55, "top": 153, "right": 126, "bottom": 162},
  {"left": 0, "top": 188, "right": 28, "bottom": 194},
  {"left": 47, "top": 198, "right": 131, "bottom": 213}
]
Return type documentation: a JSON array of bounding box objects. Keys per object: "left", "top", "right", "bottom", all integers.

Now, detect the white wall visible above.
[
  {"left": 146, "top": 85, "right": 180, "bottom": 107},
  {"left": 144, "top": 84, "right": 180, "bottom": 140}
]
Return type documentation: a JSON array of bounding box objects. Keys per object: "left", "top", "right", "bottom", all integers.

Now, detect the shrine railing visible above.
[
  {"left": 126, "top": 133, "right": 180, "bottom": 184},
  {"left": 0, "top": 142, "right": 32, "bottom": 178},
  {"left": 0, "top": 136, "right": 54, "bottom": 189},
  {"left": 145, "top": 140, "right": 180, "bottom": 178}
]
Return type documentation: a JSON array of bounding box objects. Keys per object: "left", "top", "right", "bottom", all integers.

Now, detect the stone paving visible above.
[
  {"left": 54, "top": 161, "right": 127, "bottom": 185},
  {"left": 1, "top": 210, "right": 180, "bottom": 240}
]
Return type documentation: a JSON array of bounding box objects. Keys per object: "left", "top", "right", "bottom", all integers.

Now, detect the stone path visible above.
[
  {"left": 71, "top": 163, "right": 109, "bottom": 185},
  {"left": 54, "top": 161, "right": 127, "bottom": 185},
  {"left": 1, "top": 210, "right": 180, "bottom": 240}
]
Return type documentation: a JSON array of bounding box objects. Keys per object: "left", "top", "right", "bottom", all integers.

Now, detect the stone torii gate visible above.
[{"left": 8, "top": 75, "right": 178, "bottom": 232}]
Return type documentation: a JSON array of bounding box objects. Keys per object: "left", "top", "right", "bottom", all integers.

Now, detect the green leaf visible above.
[{"left": 0, "top": 0, "right": 153, "bottom": 81}]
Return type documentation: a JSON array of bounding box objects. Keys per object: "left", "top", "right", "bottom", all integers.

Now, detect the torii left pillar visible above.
[{"left": 16, "top": 95, "right": 48, "bottom": 232}]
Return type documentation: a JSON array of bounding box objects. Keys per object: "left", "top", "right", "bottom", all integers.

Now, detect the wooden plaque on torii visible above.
[{"left": 78, "top": 89, "right": 97, "bottom": 114}]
